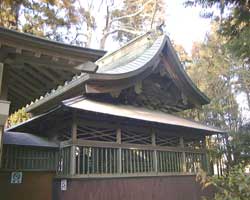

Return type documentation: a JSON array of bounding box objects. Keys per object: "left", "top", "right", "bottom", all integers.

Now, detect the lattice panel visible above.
[
  {"left": 77, "top": 125, "right": 116, "bottom": 142},
  {"left": 156, "top": 135, "right": 180, "bottom": 147},
  {"left": 121, "top": 129, "right": 151, "bottom": 144}
]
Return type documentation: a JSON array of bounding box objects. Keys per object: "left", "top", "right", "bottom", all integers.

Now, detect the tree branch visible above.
[
  {"left": 150, "top": 0, "right": 157, "bottom": 29},
  {"left": 110, "top": 0, "right": 155, "bottom": 24},
  {"left": 103, "top": 28, "right": 143, "bottom": 38}
]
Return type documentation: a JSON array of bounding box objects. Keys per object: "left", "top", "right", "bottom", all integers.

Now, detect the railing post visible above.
[
  {"left": 70, "top": 145, "right": 76, "bottom": 175},
  {"left": 204, "top": 136, "right": 211, "bottom": 174},
  {"left": 180, "top": 137, "right": 187, "bottom": 173},
  {"left": 151, "top": 130, "right": 158, "bottom": 173},
  {"left": 117, "top": 128, "right": 122, "bottom": 174},
  {"left": 70, "top": 111, "right": 77, "bottom": 175}
]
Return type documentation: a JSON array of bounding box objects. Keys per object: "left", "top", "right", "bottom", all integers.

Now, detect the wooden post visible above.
[
  {"left": 0, "top": 126, "right": 3, "bottom": 168},
  {"left": 204, "top": 136, "right": 210, "bottom": 175},
  {"left": 72, "top": 111, "right": 77, "bottom": 143},
  {"left": 151, "top": 130, "right": 158, "bottom": 173},
  {"left": 180, "top": 137, "right": 187, "bottom": 173},
  {"left": 0, "top": 63, "right": 9, "bottom": 168},
  {"left": 0, "top": 63, "right": 8, "bottom": 100},
  {"left": 116, "top": 128, "right": 122, "bottom": 174},
  {"left": 70, "top": 111, "right": 77, "bottom": 175}
]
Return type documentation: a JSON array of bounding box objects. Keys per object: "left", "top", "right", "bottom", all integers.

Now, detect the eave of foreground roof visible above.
[
  {"left": 9, "top": 97, "right": 225, "bottom": 135},
  {"left": 64, "top": 97, "right": 224, "bottom": 134}
]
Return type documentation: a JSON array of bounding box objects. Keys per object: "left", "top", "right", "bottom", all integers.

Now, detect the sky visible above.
[
  {"left": 91, "top": 0, "right": 212, "bottom": 53},
  {"left": 166, "top": 0, "right": 211, "bottom": 53},
  {"left": 89, "top": 0, "right": 249, "bottom": 120},
  {"left": 89, "top": 0, "right": 212, "bottom": 53},
  {"left": 163, "top": 0, "right": 249, "bottom": 121}
]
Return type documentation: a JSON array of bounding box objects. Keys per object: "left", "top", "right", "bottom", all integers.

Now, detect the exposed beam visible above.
[
  {"left": 9, "top": 68, "right": 41, "bottom": 94},
  {"left": 4, "top": 53, "right": 98, "bottom": 73},
  {"left": 22, "top": 64, "right": 54, "bottom": 88},
  {"left": 32, "top": 65, "right": 70, "bottom": 85},
  {"left": 8, "top": 83, "right": 33, "bottom": 101},
  {"left": 15, "top": 66, "right": 47, "bottom": 90}
]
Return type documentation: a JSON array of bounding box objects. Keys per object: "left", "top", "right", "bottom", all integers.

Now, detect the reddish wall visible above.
[
  {"left": 0, "top": 171, "right": 55, "bottom": 200},
  {"left": 53, "top": 175, "right": 215, "bottom": 200}
]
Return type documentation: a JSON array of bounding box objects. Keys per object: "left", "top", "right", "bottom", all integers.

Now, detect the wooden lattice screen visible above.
[
  {"left": 77, "top": 125, "right": 116, "bottom": 142},
  {"left": 121, "top": 128, "right": 151, "bottom": 144},
  {"left": 1, "top": 145, "right": 58, "bottom": 171}
]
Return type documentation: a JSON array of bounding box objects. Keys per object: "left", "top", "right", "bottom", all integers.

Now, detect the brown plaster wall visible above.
[
  {"left": 0, "top": 171, "right": 55, "bottom": 200},
  {"left": 53, "top": 175, "right": 215, "bottom": 200}
]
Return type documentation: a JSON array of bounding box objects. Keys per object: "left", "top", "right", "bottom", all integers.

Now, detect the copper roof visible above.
[{"left": 25, "top": 31, "right": 209, "bottom": 115}]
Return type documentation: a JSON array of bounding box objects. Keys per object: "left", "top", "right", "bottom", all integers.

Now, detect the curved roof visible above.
[{"left": 25, "top": 31, "right": 209, "bottom": 114}]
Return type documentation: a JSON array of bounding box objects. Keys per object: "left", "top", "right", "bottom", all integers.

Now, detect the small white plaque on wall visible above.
[
  {"left": 11, "top": 172, "right": 23, "bottom": 184},
  {"left": 61, "top": 179, "right": 67, "bottom": 191}
]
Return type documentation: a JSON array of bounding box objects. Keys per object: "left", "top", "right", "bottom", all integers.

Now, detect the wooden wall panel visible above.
[
  {"left": 53, "top": 175, "right": 215, "bottom": 200},
  {"left": 0, "top": 171, "right": 55, "bottom": 200}
]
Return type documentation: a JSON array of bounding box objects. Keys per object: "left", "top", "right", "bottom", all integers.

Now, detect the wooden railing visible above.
[
  {"left": 57, "top": 140, "right": 208, "bottom": 177},
  {"left": 1, "top": 145, "right": 58, "bottom": 171}
]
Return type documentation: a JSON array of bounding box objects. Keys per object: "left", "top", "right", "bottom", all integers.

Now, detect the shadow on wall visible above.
[{"left": 53, "top": 175, "right": 215, "bottom": 200}]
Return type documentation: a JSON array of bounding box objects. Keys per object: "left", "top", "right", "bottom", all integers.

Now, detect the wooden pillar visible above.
[
  {"left": 71, "top": 112, "right": 77, "bottom": 143},
  {"left": 0, "top": 126, "right": 3, "bottom": 168},
  {"left": 151, "top": 130, "right": 158, "bottom": 173},
  {"left": 0, "top": 63, "right": 8, "bottom": 99},
  {"left": 0, "top": 63, "right": 9, "bottom": 168},
  {"left": 116, "top": 128, "right": 122, "bottom": 174},
  {"left": 70, "top": 111, "right": 77, "bottom": 175},
  {"left": 180, "top": 137, "right": 187, "bottom": 173},
  {"left": 204, "top": 136, "right": 211, "bottom": 174}
]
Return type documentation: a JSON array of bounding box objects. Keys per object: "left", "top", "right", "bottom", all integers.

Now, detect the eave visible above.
[
  {"left": 0, "top": 26, "right": 106, "bottom": 112},
  {"left": 8, "top": 98, "right": 225, "bottom": 136}
]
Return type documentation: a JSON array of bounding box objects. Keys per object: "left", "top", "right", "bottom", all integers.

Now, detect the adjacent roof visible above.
[
  {"left": 0, "top": 26, "right": 105, "bottom": 111},
  {"left": 3, "top": 131, "right": 58, "bottom": 148},
  {"left": 8, "top": 97, "right": 225, "bottom": 135},
  {"left": 25, "top": 31, "right": 209, "bottom": 115}
]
